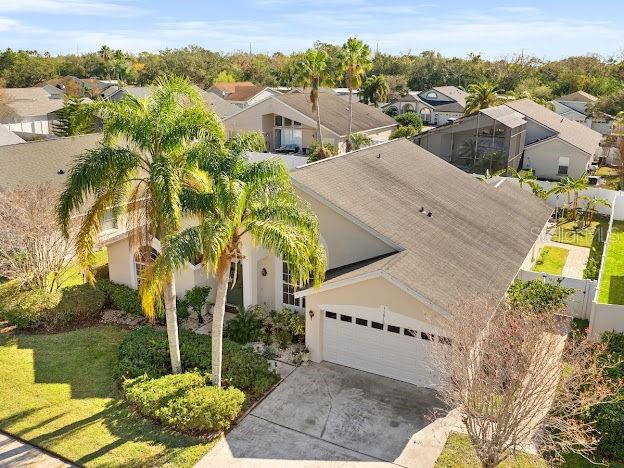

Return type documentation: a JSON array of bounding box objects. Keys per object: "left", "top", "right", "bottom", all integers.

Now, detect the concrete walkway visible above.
[
  {"left": 543, "top": 241, "right": 590, "bottom": 279},
  {"left": 0, "top": 432, "right": 73, "bottom": 467}
]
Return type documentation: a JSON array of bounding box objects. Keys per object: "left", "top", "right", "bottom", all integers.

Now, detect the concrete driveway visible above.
[{"left": 198, "top": 362, "right": 454, "bottom": 468}]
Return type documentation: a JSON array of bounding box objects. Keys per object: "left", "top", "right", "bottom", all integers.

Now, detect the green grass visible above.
[
  {"left": 563, "top": 452, "right": 624, "bottom": 468},
  {"left": 532, "top": 246, "right": 569, "bottom": 275},
  {"left": 55, "top": 250, "right": 108, "bottom": 289},
  {"left": 551, "top": 218, "right": 609, "bottom": 249},
  {"left": 435, "top": 432, "right": 546, "bottom": 468},
  {"left": 0, "top": 326, "right": 215, "bottom": 467},
  {"left": 596, "top": 166, "right": 622, "bottom": 190},
  {"left": 598, "top": 221, "right": 624, "bottom": 304}
]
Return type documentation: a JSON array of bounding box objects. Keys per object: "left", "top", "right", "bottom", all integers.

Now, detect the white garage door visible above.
[{"left": 322, "top": 308, "right": 447, "bottom": 388}]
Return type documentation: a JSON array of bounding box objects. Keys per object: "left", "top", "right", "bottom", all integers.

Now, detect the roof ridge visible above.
[
  {"left": 0, "top": 132, "right": 101, "bottom": 150},
  {"left": 293, "top": 139, "right": 402, "bottom": 170}
]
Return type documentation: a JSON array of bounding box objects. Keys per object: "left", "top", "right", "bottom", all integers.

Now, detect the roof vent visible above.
[
  {"left": 57, "top": 169, "right": 65, "bottom": 175},
  {"left": 427, "top": 211, "right": 433, "bottom": 217},
  {"left": 377, "top": 153, "right": 381, "bottom": 159},
  {"left": 419, "top": 207, "right": 424, "bottom": 212}
]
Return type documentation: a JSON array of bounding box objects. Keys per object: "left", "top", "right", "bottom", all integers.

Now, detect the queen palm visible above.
[
  {"left": 57, "top": 75, "right": 224, "bottom": 373},
  {"left": 339, "top": 38, "right": 372, "bottom": 151},
  {"left": 141, "top": 147, "right": 327, "bottom": 387},
  {"left": 361, "top": 75, "right": 388, "bottom": 107},
  {"left": 465, "top": 82, "right": 503, "bottom": 115},
  {"left": 297, "top": 48, "right": 331, "bottom": 158}
]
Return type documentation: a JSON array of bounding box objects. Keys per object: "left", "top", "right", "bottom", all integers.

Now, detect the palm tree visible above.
[
  {"left": 349, "top": 132, "right": 373, "bottom": 150},
  {"left": 297, "top": 48, "right": 332, "bottom": 158},
  {"left": 339, "top": 38, "right": 372, "bottom": 151},
  {"left": 57, "top": 75, "right": 224, "bottom": 374},
  {"left": 568, "top": 172, "right": 589, "bottom": 220},
  {"left": 478, "top": 168, "right": 506, "bottom": 182},
  {"left": 98, "top": 45, "right": 112, "bottom": 61},
  {"left": 465, "top": 82, "right": 503, "bottom": 115},
  {"left": 141, "top": 146, "right": 327, "bottom": 387},
  {"left": 361, "top": 75, "right": 388, "bottom": 107}
]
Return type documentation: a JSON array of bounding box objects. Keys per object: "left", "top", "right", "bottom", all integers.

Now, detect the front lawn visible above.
[
  {"left": 598, "top": 221, "right": 624, "bottom": 304},
  {"left": 435, "top": 432, "right": 546, "bottom": 468},
  {"left": 0, "top": 326, "right": 215, "bottom": 467},
  {"left": 57, "top": 249, "right": 108, "bottom": 289},
  {"left": 532, "top": 246, "right": 569, "bottom": 275}
]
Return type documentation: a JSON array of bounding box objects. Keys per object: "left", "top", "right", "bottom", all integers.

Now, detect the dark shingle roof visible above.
[
  {"left": 292, "top": 139, "right": 552, "bottom": 310},
  {"left": 0, "top": 133, "right": 101, "bottom": 190},
  {"left": 224, "top": 85, "right": 266, "bottom": 102},
  {"left": 277, "top": 93, "right": 397, "bottom": 136}
]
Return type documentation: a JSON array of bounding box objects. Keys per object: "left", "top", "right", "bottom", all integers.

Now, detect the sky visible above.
[{"left": 0, "top": 0, "right": 623, "bottom": 59}]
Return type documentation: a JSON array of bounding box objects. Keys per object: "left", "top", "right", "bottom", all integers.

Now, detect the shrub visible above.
[
  {"left": 224, "top": 305, "right": 265, "bottom": 344},
  {"left": 308, "top": 140, "right": 338, "bottom": 163},
  {"left": 506, "top": 279, "right": 574, "bottom": 313},
  {"left": 0, "top": 281, "right": 105, "bottom": 329},
  {"left": 271, "top": 307, "right": 305, "bottom": 344},
  {"left": 96, "top": 279, "right": 142, "bottom": 316},
  {"left": 0, "top": 282, "right": 61, "bottom": 328},
  {"left": 389, "top": 125, "right": 421, "bottom": 139},
  {"left": 585, "top": 331, "right": 624, "bottom": 460},
  {"left": 116, "top": 327, "right": 279, "bottom": 398},
  {"left": 123, "top": 372, "right": 245, "bottom": 434},
  {"left": 180, "top": 286, "right": 212, "bottom": 322},
  {"left": 394, "top": 112, "right": 423, "bottom": 130},
  {"left": 52, "top": 284, "right": 106, "bottom": 325},
  {"left": 275, "top": 329, "right": 292, "bottom": 349}
]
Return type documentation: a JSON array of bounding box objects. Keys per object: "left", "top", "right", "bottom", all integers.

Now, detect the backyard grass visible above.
[
  {"left": 598, "top": 221, "right": 624, "bottom": 305},
  {"left": 435, "top": 432, "right": 546, "bottom": 468},
  {"left": 596, "top": 166, "right": 622, "bottom": 190},
  {"left": 0, "top": 326, "right": 215, "bottom": 467},
  {"left": 551, "top": 218, "right": 609, "bottom": 249},
  {"left": 532, "top": 246, "right": 569, "bottom": 275}
]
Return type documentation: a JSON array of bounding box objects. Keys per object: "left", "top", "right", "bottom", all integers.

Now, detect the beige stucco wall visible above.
[
  {"left": 107, "top": 237, "right": 135, "bottom": 288},
  {"left": 522, "top": 139, "right": 591, "bottom": 180},
  {"left": 304, "top": 276, "right": 448, "bottom": 362},
  {"left": 295, "top": 188, "right": 395, "bottom": 270}
]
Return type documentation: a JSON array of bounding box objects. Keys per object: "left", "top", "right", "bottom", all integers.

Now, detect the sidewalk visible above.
[{"left": 0, "top": 432, "right": 73, "bottom": 468}]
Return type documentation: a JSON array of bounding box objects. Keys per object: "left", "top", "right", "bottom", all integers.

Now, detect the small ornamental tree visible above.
[
  {"left": 394, "top": 112, "right": 423, "bottom": 131},
  {"left": 432, "top": 298, "right": 620, "bottom": 468},
  {"left": 506, "top": 279, "right": 574, "bottom": 313}
]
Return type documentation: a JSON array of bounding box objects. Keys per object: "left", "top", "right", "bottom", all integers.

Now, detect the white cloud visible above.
[{"left": 0, "top": 0, "right": 141, "bottom": 16}]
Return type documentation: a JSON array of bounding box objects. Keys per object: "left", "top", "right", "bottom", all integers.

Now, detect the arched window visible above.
[
  {"left": 426, "top": 91, "right": 438, "bottom": 99},
  {"left": 420, "top": 108, "right": 432, "bottom": 123},
  {"left": 403, "top": 103, "right": 414, "bottom": 113},
  {"left": 135, "top": 246, "right": 159, "bottom": 285}
]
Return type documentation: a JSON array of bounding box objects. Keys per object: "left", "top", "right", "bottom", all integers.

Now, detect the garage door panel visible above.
[{"left": 322, "top": 312, "right": 441, "bottom": 388}]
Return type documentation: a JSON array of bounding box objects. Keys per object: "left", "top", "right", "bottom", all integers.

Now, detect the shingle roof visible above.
[
  {"left": 432, "top": 86, "right": 469, "bottom": 107},
  {"left": 0, "top": 133, "right": 101, "bottom": 190},
  {"left": 291, "top": 139, "right": 552, "bottom": 310},
  {"left": 0, "top": 87, "right": 65, "bottom": 120},
  {"left": 0, "top": 125, "right": 25, "bottom": 146},
  {"left": 224, "top": 84, "right": 266, "bottom": 102},
  {"left": 505, "top": 99, "right": 601, "bottom": 155},
  {"left": 277, "top": 92, "right": 397, "bottom": 136},
  {"left": 556, "top": 91, "right": 598, "bottom": 103},
  {"left": 212, "top": 82, "right": 254, "bottom": 94},
  {"left": 106, "top": 85, "right": 239, "bottom": 119}
]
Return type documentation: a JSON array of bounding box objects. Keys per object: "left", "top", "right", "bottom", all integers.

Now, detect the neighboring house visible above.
[
  {"left": 382, "top": 86, "right": 469, "bottom": 125},
  {"left": 333, "top": 87, "right": 360, "bottom": 101},
  {"left": 206, "top": 82, "right": 280, "bottom": 108},
  {"left": 40, "top": 76, "right": 115, "bottom": 98},
  {"left": 223, "top": 91, "right": 398, "bottom": 153},
  {"left": 0, "top": 87, "right": 66, "bottom": 135},
  {"left": 552, "top": 91, "right": 614, "bottom": 135},
  {"left": 105, "top": 85, "right": 240, "bottom": 119},
  {"left": 414, "top": 98, "right": 602, "bottom": 180},
  {"left": 0, "top": 125, "right": 25, "bottom": 146},
  {"left": 104, "top": 139, "right": 552, "bottom": 387},
  {"left": 0, "top": 133, "right": 101, "bottom": 191}
]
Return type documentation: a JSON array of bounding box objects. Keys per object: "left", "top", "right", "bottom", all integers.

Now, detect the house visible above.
[
  {"left": 206, "top": 82, "right": 280, "bottom": 108},
  {"left": 0, "top": 125, "right": 25, "bottom": 146},
  {"left": 0, "top": 87, "right": 66, "bottom": 135},
  {"left": 105, "top": 85, "right": 240, "bottom": 119},
  {"left": 0, "top": 133, "right": 101, "bottom": 191},
  {"left": 382, "top": 86, "right": 469, "bottom": 125},
  {"left": 104, "top": 139, "right": 552, "bottom": 387},
  {"left": 223, "top": 91, "right": 398, "bottom": 153},
  {"left": 552, "top": 91, "right": 614, "bottom": 135},
  {"left": 39, "top": 76, "right": 115, "bottom": 98},
  {"left": 414, "top": 98, "right": 602, "bottom": 180}
]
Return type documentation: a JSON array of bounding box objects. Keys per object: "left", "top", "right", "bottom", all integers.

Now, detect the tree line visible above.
[{"left": 1, "top": 44, "right": 624, "bottom": 110}]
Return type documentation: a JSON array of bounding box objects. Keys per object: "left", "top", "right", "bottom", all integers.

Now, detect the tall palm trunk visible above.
[
  {"left": 346, "top": 86, "right": 354, "bottom": 152},
  {"left": 163, "top": 277, "right": 182, "bottom": 373},
  {"left": 211, "top": 254, "right": 231, "bottom": 388},
  {"left": 315, "top": 97, "right": 324, "bottom": 152}
]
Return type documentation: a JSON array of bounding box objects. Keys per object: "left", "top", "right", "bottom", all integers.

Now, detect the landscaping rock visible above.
[{"left": 101, "top": 309, "right": 146, "bottom": 327}]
